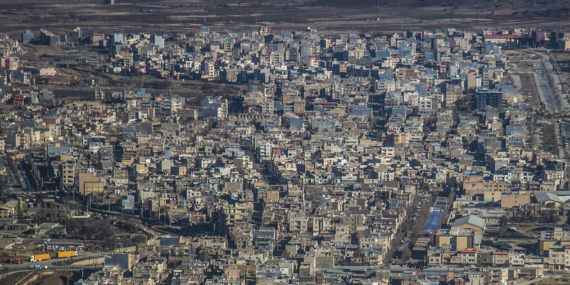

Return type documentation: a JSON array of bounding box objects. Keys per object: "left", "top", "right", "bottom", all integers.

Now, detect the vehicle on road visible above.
[
  {"left": 8, "top": 258, "right": 24, "bottom": 264},
  {"left": 30, "top": 251, "right": 78, "bottom": 262}
]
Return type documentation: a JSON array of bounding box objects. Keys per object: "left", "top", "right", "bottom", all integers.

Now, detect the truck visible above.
[
  {"left": 57, "top": 251, "right": 76, "bottom": 258},
  {"left": 30, "top": 253, "right": 50, "bottom": 262},
  {"left": 8, "top": 258, "right": 23, "bottom": 264}
]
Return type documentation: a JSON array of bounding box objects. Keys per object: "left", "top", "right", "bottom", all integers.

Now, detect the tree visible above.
[
  {"left": 103, "top": 236, "right": 117, "bottom": 251},
  {"left": 498, "top": 216, "right": 508, "bottom": 238},
  {"left": 93, "top": 220, "right": 115, "bottom": 240},
  {"left": 61, "top": 218, "right": 82, "bottom": 236},
  {"left": 133, "top": 234, "right": 148, "bottom": 244},
  {"left": 401, "top": 243, "right": 413, "bottom": 263},
  {"left": 448, "top": 189, "right": 456, "bottom": 203}
]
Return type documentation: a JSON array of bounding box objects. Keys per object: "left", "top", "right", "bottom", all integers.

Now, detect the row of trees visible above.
[
  {"left": 60, "top": 218, "right": 118, "bottom": 250},
  {"left": 60, "top": 217, "right": 149, "bottom": 250},
  {"left": 509, "top": 210, "right": 560, "bottom": 224}
]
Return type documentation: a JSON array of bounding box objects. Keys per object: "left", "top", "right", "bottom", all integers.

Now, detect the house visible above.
[{"left": 450, "top": 215, "right": 486, "bottom": 235}]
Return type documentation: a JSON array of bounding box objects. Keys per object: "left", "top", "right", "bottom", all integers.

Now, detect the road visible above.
[
  {"left": 0, "top": 156, "right": 20, "bottom": 192},
  {"left": 530, "top": 59, "right": 559, "bottom": 112},
  {"left": 522, "top": 50, "right": 569, "bottom": 112},
  {"left": 535, "top": 51, "right": 569, "bottom": 110},
  {"left": 3, "top": 251, "right": 104, "bottom": 273}
]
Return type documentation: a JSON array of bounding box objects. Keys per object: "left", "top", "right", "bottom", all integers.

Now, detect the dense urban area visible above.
[{"left": 2, "top": 18, "right": 570, "bottom": 285}]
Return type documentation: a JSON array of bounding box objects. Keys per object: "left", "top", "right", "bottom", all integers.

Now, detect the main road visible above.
[
  {"left": 522, "top": 49, "right": 569, "bottom": 112},
  {"left": 531, "top": 59, "right": 559, "bottom": 112}
]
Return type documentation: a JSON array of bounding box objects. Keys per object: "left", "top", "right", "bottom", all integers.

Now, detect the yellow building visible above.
[{"left": 436, "top": 228, "right": 478, "bottom": 251}]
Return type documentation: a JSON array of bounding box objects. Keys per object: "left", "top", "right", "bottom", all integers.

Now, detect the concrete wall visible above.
[{"left": 71, "top": 257, "right": 104, "bottom": 266}]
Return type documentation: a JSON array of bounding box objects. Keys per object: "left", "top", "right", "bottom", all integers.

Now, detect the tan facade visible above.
[
  {"left": 79, "top": 173, "right": 104, "bottom": 196},
  {"left": 463, "top": 181, "right": 507, "bottom": 196},
  {"left": 61, "top": 162, "right": 75, "bottom": 188},
  {"left": 501, "top": 192, "right": 531, "bottom": 208}
]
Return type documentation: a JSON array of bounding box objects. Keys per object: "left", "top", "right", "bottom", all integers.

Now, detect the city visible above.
[{"left": 1, "top": 16, "right": 570, "bottom": 285}]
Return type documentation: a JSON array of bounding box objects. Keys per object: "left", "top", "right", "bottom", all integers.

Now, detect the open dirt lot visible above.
[
  {"left": 0, "top": 0, "right": 569, "bottom": 37},
  {"left": 504, "top": 50, "right": 542, "bottom": 108}
]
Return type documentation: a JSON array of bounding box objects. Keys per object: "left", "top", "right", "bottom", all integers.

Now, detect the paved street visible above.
[{"left": 530, "top": 59, "right": 559, "bottom": 112}]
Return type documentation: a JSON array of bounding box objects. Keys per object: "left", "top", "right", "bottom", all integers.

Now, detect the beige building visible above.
[
  {"left": 463, "top": 181, "right": 507, "bottom": 196},
  {"left": 79, "top": 173, "right": 104, "bottom": 196},
  {"left": 436, "top": 228, "right": 478, "bottom": 251},
  {"left": 0, "top": 137, "right": 5, "bottom": 153},
  {"left": 500, "top": 191, "right": 531, "bottom": 208},
  {"left": 222, "top": 203, "right": 253, "bottom": 231},
  {"left": 486, "top": 267, "right": 508, "bottom": 285},
  {"left": 445, "top": 84, "right": 463, "bottom": 106},
  {"left": 547, "top": 245, "right": 570, "bottom": 271},
  {"left": 60, "top": 162, "right": 75, "bottom": 189},
  {"left": 539, "top": 228, "right": 570, "bottom": 255},
  {"left": 288, "top": 212, "right": 308, "bottom": 234},
  {"left": 0, "top": 200, "right": 18, "bottom": 218}
]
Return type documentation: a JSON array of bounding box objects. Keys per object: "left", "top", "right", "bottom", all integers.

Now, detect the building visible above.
[
  {"left": 78, "top": 173, "right": 104, "bottom": 196},
  {"left": 2, "top": 57, "right": 19, "bottom": 71},
  {"left": 477, "top": 89, "right": 503, "bottom": 110},
  {"left": 36, "top": 68, "right": 57, "bottom": 77},
  {"left": 559, "top": 39, "right": 570, "bottom": 50},
  {"left": 0, "top": 200, "right": 18, "bottom": 218},
  {"left": 451, "top": 215, "right": 486, "bottom": 235},
  {"left": 151, "top": 35, "right": 164, "bottom": 48},
  {"left": 200, "top": 96, "right": 228, "bottom": 119},
  {"left": 104, "top": 253, "right": 135, "bottom": 271},
  {"left": 40, "top": 29, "right": 60, "bottom": 46},
  {"left": 61, "top": 162, "right": 75, "bottom": 189},
  {"left": 21, "top": 30, "right": 34, "bottom": 43},
  {"left": 500, "top": 191, "right": 530, "bottom": 208}
]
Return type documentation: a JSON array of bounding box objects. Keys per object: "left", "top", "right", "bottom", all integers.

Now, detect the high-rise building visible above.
[
  {"left": 151, "top": 35, "right": 164, "bottom": 48},
  {"left": 477, "top": 89, "right": 503, "bottom": 110}
]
